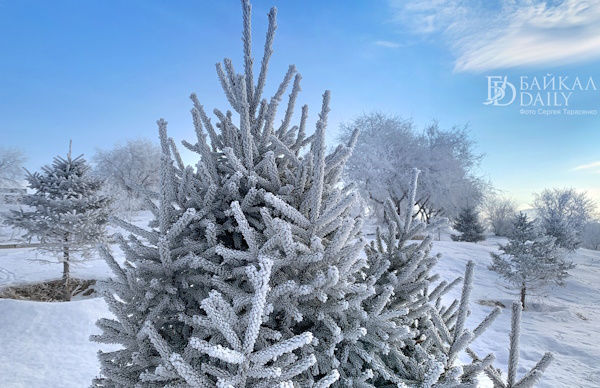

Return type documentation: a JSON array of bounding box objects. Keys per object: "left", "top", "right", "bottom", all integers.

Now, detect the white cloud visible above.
[
  {"left": 574, "top": 161, "right": 600, "bottom": 171},
  {"left": 389, "top": 0, "right": 600, "bottom": 72},
  {"left": 375, "top": 40, "right": 402, "bottom": 48}
]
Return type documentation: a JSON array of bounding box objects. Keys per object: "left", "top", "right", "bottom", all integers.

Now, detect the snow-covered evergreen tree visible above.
[
  {"left": 357, "top": 170, "right": 502, "bottom": 386},
  {"left": 451, "top": 207, "right": 485, "bottom": 242},
  {"left": 5, "top": 142, "right": 111, "bottom": 301},
  {"left": 507, "top": 212, "right": 537, "bottom": 243},
  {"left": 489, "top": 213, "right": 574, "bottom": 309},
  {"left": 93, "top": 1, "right": 363, "bottom": 385},
  {"left": 92, "top": 1, "right": 554, "bottom": 386}
]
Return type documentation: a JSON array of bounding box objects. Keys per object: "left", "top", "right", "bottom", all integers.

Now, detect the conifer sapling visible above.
[
  {"left": 489, "top": 212, "right": 574, "bottom": 309},
  {"left": 451, "top": 206, "right": 486, "bottom": 242}
]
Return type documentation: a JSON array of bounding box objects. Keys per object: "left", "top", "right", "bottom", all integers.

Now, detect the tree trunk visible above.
[
  {"left": 520, "top": 283, "right": 526, "bottom": 310},
  {"left": 63, "top": 234, "right": 70, "bottom": 301}
]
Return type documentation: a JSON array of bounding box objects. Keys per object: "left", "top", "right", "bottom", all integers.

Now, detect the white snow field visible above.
[{"left": 0, "top": 221, "right": 599, "bottom": 387}]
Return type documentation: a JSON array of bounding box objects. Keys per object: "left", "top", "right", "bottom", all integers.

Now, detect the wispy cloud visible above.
[
  {"left": 574, "top": 161, "right": 600, "bottom": 171},
  {"left": 375, "top": 40, "right": 401, "bottom": 48},
  {"left": 389, "top": 0, "right": 600, "bottom": 72}
]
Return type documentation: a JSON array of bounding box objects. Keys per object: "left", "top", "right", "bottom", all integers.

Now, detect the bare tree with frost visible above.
[
  {"left": 484, "top": 196, "right": 517, "bottom": 237},
  {"left": 339, "top": 113, "right": 486, "bottom": 223},
  {"left": 533, "top": 187, "right": 596, "bottom": 251},
  {"left": 92, "top": 1, "right": 554, "bottom": 387},
  {"left": 92, "top": 138, "right": 161, "bottom": 213},
  {"left": 582, "top": 220, "right": 600, "bottom": 250},
  {"left": 0, "top": 146, "right": 27, "bottom": 189}
]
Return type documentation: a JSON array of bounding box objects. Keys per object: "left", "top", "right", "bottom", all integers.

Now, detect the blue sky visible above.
[{"left": 1, "top": 0, "right": 600, "bottom": 209}]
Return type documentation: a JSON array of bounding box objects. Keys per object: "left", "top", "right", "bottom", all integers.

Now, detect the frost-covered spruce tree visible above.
[
  {"left": 451, "top": 207, "right": 485, "bottom": 243},
  {"left": 507, "top": 212, "right": 537, "bottom": 243},
  {"left": 364, "top": 177, "right": 556, "bottom": 387},
  {"left": 92, "top": 1, "right": 367, "bottom": 386},
  {"left": 356, "top": 169, "right": 500, "bottom": 386},
  {"left": 489, "top": 213, "right": 574, "bottom": 309},
  {"left": 5, "top": 141, "right": 110, "bottom": 301},
  {"left": 357, "top": 169, "right": 555, "bottom": 387}
]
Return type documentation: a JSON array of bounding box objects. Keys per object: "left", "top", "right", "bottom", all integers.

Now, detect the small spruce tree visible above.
[
  {"left": 489, "top": 212, "right": 574, "bottom": 309},
  {"left": 362, "top": 174, "right": 501, "bottom": 386},
  {"left": 507, "top": 212, "right": 537, "bottom": 242},
  {"left": 5, "top": 142, "right": 111, "bottom": 301},
  {"left": 451, "top": 206, "right": 485, "bottom": 242}
]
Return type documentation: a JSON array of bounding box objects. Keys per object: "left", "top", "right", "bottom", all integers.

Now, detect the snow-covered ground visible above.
[{"left": 0, "top": 218, "right": 599, "bottom": 387}]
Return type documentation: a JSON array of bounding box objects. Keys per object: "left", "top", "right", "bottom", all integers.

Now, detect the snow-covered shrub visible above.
[
  {"left": 4, "top": 142, "right": 111, "bottom": 301},
  {"left": 0, "top": 146, "right": 27, "bottom": 228}
]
